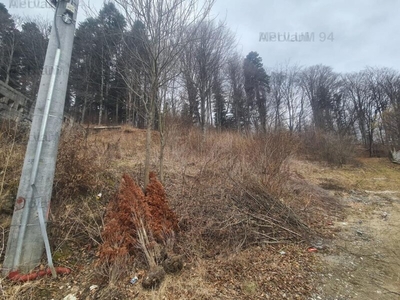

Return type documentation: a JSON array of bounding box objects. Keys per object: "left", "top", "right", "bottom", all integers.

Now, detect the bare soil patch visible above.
[{"left": 302, "top": 158, "right": 400, "bottom": 300}]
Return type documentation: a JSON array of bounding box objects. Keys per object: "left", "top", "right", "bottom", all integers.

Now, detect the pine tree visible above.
[
  {"left": 0, "top": 3, "right": 20, "bottom": 87},
  {"left": 213, "top": 73, "right": 226, "bottom": 130},
  {"left": 243, "top": 51, "right": 270, "bottom": 132}
]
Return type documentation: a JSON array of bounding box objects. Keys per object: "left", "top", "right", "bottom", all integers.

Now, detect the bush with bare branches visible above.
[
  {"left": 166, "top": 128, "right": 308, "bottom": 256},
  {"left": 300, "top": 130, "right": 357, "bottom": 166},
  {"left": 53, "top": 127, "right": 103, "bottom": 202},
  {"left": 0, "top": 120, "right": 26, "bottom": 217}
]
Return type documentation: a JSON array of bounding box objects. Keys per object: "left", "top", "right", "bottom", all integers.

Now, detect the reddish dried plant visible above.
[
  {"left": 145, "top": 172, "right": 179, "bottom": 242},
  {"left": 98, "top": 173, "right": 178, "bottom": 265}
]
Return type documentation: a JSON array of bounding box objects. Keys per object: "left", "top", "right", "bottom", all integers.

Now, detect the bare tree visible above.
[
  {"left": 115, "top": 0, "right": 214, "bottom": 189},
  {"left": 180, "top": 20, "right": 235, "bottom": 131},
  {"left": 180, "top": 28, "right": 200, "bottom": 125},
  {"left": 226, "top": 52, "right": 246, "bottom": 132},
  {"left": 343, "top": 68, "right": 388, "bottom": 156},
  {"left": 279, "top": 64, "right": 304, "bottom": 132},
  {"left": 380, "top": 68, "right": 400, "bottom": 147},
  {"left": 343, "top": 72, "right": 368, "bottom": 143},
  {"left": 270, "top": 68, "right": 285, "bottom": 130},
  {"left": 299, "top": 65, "right": 341, "bottom": 131}
]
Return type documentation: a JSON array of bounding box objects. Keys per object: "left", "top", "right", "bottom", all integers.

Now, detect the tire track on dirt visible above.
[{"left": 312, "top": 190, "right": 400, "bottom": 300}]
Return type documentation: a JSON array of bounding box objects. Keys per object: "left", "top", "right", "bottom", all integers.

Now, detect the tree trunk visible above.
[
  {"left": 115, "top": 98, "right": 119, "bottom": 124},
  {"left": 159, "top": 129, "right": 165, "bottom": 183},
  {"left": 144, "top": 78, "right": 157, "bottom": 191},
  {"left": 200, "top": 90, "right": 206, "bottom": 132},
  {"left": 5, "top": 37, "right": 15, "bottom": 85},
  {"left": 144, "top": 104, "right": 153, "bottom": 190},
  {"left": 99, "top": 62, "right": 104, "bottom": 125},
  {"left": 81, "top": 82, "right": 89, "bottom": 124},
  {"left": 159, "top": 85, "right": 168, "bottom": 183}
]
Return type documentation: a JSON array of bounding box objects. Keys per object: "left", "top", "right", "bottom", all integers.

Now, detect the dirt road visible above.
[{"left": 307, "top": 159, "right": 400, "bottom": 300}]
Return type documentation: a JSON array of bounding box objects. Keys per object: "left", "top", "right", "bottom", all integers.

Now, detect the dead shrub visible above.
[
  {"left": 0, "top": 119, "right": 29, "bottom": 144},
  {"left": 145, "top": 172, "right": 179, "bottom": 242},
  {"left": 301, "top": 130, "right": 357, "bottom": 166},
  {"left": 49, "top": 198, "right": 106, "bottom": 253},
  {"left": 97, "top": 173, "right": 178, "bottom": 282},
  {"left": 248, "top": 131, "right": 299, "bottom": 197},
  {"left": 48, "top": 126, "right": 115, "bottom": 264},
  {"left": 168, "top": 128, "right": 305, "bottom": 256},
  {"left": 98, "top": 174, "right": 146, "bottom": 265},
  {"left": 230, "top": 179, "right": 310, "bottom": 243},
  {"left": 0, "top": 120, "right": 26, "bottom": 216},
  {"left": 53, "top": 126, "right": 102, "bottom": 202}
]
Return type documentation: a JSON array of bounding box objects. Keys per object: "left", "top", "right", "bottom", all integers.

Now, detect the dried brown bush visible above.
[
  {"left": 98, "top": 173, "right": 178, "bottom": 281},
  {"left": 0, "top": 120, "right": 26, "bottom": 217},
  {"left": 300, "top": 130, "right": 357, "bottom": 166},
  {"left": 99, "top": 174, "right": 146, "bottom": 264},
  {"left": 230, "top": 179, "right": 310, "bottom": 243},
  {"left": 48, "top": 126, "right": 116, "bottom": 268},
  {"left": 53, "top": 126, "right": 103, "bottom": 202},
  {"left": 0, "top": 119, "right": 29, "bottom": 144},
  {"left": 382, "top": 108, "right": 400, "bottom": 148},
  {"left": 165, "top": 128, "right": 306, "bottom": 256}
]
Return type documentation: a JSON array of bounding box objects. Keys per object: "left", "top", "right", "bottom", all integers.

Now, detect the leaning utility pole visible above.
[{"left": 3, "top": 0, "right": 79, "bottom": 274}]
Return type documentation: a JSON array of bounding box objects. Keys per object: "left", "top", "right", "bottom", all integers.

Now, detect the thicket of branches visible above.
[{"left": 2, "top": 1, "right": 400, "bottom": 158}]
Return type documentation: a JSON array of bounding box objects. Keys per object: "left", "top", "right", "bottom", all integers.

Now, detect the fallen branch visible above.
[
  {"left": 90, "top": 126, "right": 121, "bottom": 131},
  {"left": 243, "top": 209, "right": 302, "bottom": 237}
]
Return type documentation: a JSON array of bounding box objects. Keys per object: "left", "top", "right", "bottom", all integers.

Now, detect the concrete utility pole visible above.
[{"left": 3, "top": 0, "right": 79, "bottom": 274}]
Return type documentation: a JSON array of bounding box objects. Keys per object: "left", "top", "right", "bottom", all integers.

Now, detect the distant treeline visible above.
[{"left": 1, "top": 2, "right": 400, "bottom": 154}]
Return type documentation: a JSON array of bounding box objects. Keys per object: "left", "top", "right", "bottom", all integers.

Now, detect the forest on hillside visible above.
[{"left": 1, "top": 1, "right": 400, "bottom": 157}]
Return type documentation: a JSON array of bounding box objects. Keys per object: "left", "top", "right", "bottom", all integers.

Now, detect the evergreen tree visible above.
[
  {"left": 118, "top": 20, "right": 148, "bottom": 127},
  {"left": 243, "top": 51, "right": 270, "bottom": 132},
  {"left": 227, "top": 54, "right": 246, "bottom": 131},
  {"left": 18, "top": 22, "right": 47, "bottom": 101},
  {"left": 96, "top": 3, "right": 126, "bottom": 124},
  {"left": 0, "top": 3, "right": 20, "bottom": 87},
  {"left": 213, "top": 73, "right": 227, "bottom": 130},
  {"left": 70, "top": 17, "right": 101, "bottom": 123},
  {"left": 69, "top": 3, "right": 126, "bottom": 123}
]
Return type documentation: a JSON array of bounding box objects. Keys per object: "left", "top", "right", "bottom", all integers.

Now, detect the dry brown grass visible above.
[
  {"left": 0, "top": 123, "right": 344, "bottom": 299},
  {"left": 0, "top": 121, "right": 27, "bottom": 222},
  {"left": 159, "top": 128, "right": 311, "bottom": 257},
  {"left": 300, "top": 130, "right": 358, "bottom": 166},
  {"left": 53, "top": 127, "right": 104, "bottom": 202}
]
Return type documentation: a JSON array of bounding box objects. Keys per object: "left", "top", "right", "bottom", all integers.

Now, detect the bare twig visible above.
[
  {"left": 244, "top": 210, "right": 302, "bottom": 237},
  {"left": 135, "top": 217, "right": 157, "bottom": 268},
  {"left": 0, "top": 226, "right": 5, "bottom": 259}
]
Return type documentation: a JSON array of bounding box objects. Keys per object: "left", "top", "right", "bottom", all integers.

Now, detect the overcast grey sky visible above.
[{"left": 5, "top": 0, "right": 400, "bottom": 73}]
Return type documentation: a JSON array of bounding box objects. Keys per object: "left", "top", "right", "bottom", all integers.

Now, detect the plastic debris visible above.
[
  {"left": 307, "top": 247, "right": 318, "bottom": 253},
  {"left": 89, "top": 285, "right": 98, "bottom": 291},
  {"left": 130, "top": 276, "right": 138, "bottom": 284},
  {"left": 63, "top": 294, "right": 77, "bottom": 300},
  {"left": 312, "top": 240, "right": 325, "bottom": 250}
]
